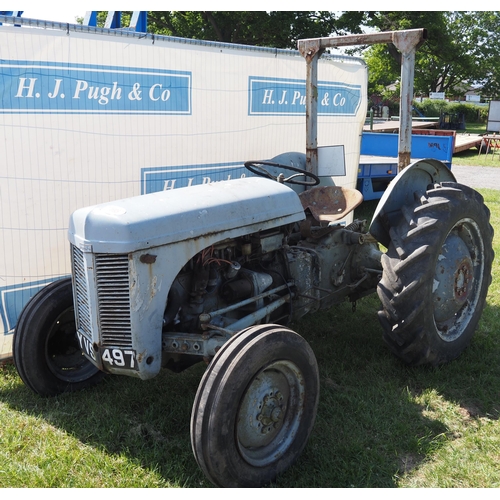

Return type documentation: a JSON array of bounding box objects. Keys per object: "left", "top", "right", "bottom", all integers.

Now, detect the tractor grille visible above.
[
  {"left": 95, "top": 254, "right": 133, "bottom": 348},
  {"left": 72, "top": 245, "right": 133, "bottom": 348},
  {"left": 72, "top": 245, "right": 93, "bottom": 341}
]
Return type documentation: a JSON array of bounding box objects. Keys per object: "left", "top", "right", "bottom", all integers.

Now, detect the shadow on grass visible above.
[
  {"left": 2, "top": 291, "right": 499, "bottom": 488},
  {"left": 288, "top": 296, "right": 500, "bottom": 487}
]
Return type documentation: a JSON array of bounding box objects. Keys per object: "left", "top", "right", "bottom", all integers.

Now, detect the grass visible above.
[
  {"left": 1, "top": 189, "right": 500, "bottom": 488},
  {"left": 453, "top": 123, "right": 500, "bottom": 167},
  {"left": 461, "top": 124, "right": 487, "bottom": 136}
]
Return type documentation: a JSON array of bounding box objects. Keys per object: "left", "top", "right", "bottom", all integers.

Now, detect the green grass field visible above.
[{"left": 1, "top": 189, "right": 499, "bottom": 488}]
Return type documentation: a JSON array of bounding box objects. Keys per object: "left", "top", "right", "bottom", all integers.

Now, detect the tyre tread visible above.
[{"left": 378, "top": 182, "right": 494, "bottom": 366}]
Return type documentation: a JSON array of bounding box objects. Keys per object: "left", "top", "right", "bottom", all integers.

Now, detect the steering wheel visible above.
[{"left": 244, "top": 160, "right": 320, "bottom": 186}]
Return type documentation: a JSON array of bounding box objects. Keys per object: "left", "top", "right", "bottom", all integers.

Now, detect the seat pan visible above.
[{"left": 299, "top": 186, "right": 363, "bottom": 222}]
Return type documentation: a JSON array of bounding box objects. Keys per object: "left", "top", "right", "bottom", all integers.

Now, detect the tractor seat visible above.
[{"left": 299, "top": 185, "right": 363, "bottom": 223}]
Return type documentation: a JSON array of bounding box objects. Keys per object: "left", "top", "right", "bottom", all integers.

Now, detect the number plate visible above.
[
  {"left": 101, "top": 347, "right": 138, "bottom": 371},
  {"left": 77, "top": 332, "right": 138, "bottom": 371},
  {"left": 77, "top": 331, "right": 97, "bottom": 363}
]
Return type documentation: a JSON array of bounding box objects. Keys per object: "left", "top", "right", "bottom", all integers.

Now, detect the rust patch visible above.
[
  {"left": 140, "top": 254, "right": 157, "bottom": 264},
  {"left": 398, "top": 152, "right": 411, "bottom": 171}
]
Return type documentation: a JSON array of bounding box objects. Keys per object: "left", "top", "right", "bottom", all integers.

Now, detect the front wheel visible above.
[
  {"left": 191, "top": 324, "right": 319, "bottom": 487},
  {"left": 378, "top": 182, "right": 494, "bottom": 366},
  {"left": 13, "top": 278, "right": 104, "bottom": 396}
]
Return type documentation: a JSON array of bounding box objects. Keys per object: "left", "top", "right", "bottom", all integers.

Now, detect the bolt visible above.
[{"left": 271, "top": 407, "right": 282, "bottom": 422}]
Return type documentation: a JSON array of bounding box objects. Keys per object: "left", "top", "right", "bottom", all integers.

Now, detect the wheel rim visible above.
[
  {"left": 45, "top": 306, "right": 99, "bottom": 383},
  {"left": 236, "top": 360, "right": 305, "bottom": 467},
  {"left": 433, "top": 217, "right": 485, "bottom": 342}
]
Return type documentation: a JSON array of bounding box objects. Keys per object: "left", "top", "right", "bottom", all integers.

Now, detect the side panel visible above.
[
  {"left": 358, "top": 130, "right": 455, "bottom": 200},
  {"left": 360, "top": 131, "right": 455, "bottom": 164},
  {"left": 0, "top": 21, "right": 367, "bottom": 359}
]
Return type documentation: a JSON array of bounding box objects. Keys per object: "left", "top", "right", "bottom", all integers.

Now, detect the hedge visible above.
[{"left": 413, "top": 100, "right": 488, "bottom": 123}]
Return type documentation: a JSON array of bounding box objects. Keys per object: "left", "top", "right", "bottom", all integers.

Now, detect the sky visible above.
[
  {"left": 19, "top": 8, "right": 85, "bottom": 23},
  {"left": 15, "top": 4, "right": 358, "bottom": 26},
  {"left": 16, "top": 3, "right": 475, "bottom": 25},
  {"left": 13, "top": 2, "right": 158, "bottom": 24},
  {"left": 13, "top": 2, "right": 286, "bottom": 24}
]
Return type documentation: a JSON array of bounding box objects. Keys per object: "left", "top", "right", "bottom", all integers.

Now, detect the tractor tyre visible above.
[
  {"left": 378, "top": 182, "right": 494, "bottom": 366},
  {"left": 13, "top": 278, "right": 104, "bottom": 396},
  {"left": 191, "top": 324, "right": 319, "bottom": 487}
]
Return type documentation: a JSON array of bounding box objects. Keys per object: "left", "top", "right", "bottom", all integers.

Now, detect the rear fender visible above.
[{"left": 369, "top": 158, "right": 456, "bottom": 248}]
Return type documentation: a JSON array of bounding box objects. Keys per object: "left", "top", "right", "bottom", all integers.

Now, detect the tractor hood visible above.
[{"left": 68, "top": 177, "right": 305, "bottom": 254}]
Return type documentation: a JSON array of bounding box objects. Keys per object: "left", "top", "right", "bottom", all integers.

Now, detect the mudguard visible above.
[{"left": 369, "top": 158, "right": 456, "bottom": 248}]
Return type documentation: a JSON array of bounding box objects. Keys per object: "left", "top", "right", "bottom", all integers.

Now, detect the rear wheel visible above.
[
  {"left": 191, "top": 324, "right": 319, "bottom": 487},
  {"left": 378, "top": 182, "right": 494, "bottom": 366},
  {"left": 13, "top": 278, "right": 104, "bottom": 396}
]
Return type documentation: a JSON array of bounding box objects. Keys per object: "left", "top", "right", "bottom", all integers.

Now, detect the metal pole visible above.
[
  {"left": 298, "top": 40, "right": 323, "bottom": 177},
  {"left": 391, "top": 30, "right": 427, "bottom": 171},
  {"left": 397, "top": 48, "right": 415, "bottom": 170},
  {"left": 298, "top": 29, "right": 427, "bottom": 176}
]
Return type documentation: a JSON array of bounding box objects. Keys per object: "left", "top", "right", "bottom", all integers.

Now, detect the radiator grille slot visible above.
[
  {"left": 72, "top": 245, "right": 93, "bottom": 341},
  {"left": 95, "top": 254, "right": 132, "bottom": 348}
]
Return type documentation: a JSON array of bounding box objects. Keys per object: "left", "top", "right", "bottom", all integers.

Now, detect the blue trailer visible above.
[{"left": 357, "top": 129, "right": 455, "bottom": 200}]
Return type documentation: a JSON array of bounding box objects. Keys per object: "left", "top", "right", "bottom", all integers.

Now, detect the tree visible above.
[
  {"left": 146, "top": 11, "right": 365, "bottom": 49},
  {"left": 360, "top": 11, "right": 500, "bottom": 99},
  {"left": 465, "top": 11, "right": 500, "bottom": 99}
]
